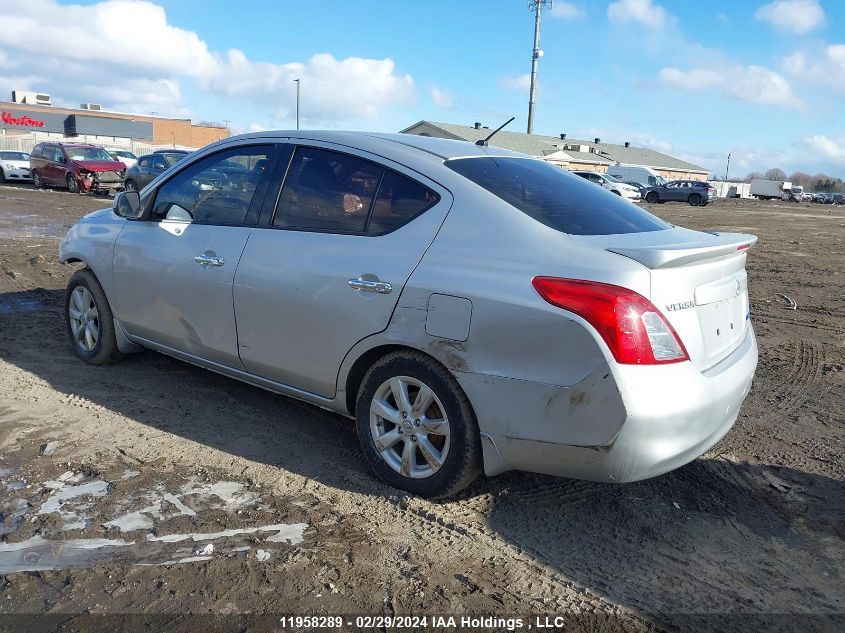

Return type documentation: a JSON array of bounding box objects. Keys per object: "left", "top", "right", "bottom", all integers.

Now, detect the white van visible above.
[{"left": 607, "top": 165, "right": 667, "bottom": 188}]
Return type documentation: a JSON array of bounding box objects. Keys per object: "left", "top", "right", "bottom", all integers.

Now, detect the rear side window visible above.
[
  {"left": 31, "top": 145, "right": 43, "bottom": 159},
  {"left": 367, "top": 170, "right": 439, "bottom": 235},
  {"left": 446, "top": 157, "right": 669, "bottom": 236},
  {"left": 273, "top": 146, "right": 439, "bottom": 235}
]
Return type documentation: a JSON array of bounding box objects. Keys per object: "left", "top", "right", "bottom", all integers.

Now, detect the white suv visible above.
[{"left": 571, "top": 170, "right": 641, "bottom": 201}]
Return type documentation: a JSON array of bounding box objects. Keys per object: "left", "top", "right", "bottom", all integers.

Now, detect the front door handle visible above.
[
  {"left": 349, "top": 278, "right": 392, "bottom": 294},
  {"left": 194, "top": 254, "right": 225, "bottom": 267}
]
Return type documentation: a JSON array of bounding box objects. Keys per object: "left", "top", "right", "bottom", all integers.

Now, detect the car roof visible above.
[{"left": 215, "top": 130, "right": 529, "bottom": 163}]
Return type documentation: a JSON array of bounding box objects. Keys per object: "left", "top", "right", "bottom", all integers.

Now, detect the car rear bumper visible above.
[{"left": 464, "top": 326, "right": 758, "bottom": 482}]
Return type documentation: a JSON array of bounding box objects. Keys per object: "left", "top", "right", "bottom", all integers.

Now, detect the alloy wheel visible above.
[
  {"left": 68, "top": 286, "right": 99, "bottom": 352},
  {"left": 369, "top": 376, "right": 451, "bottom": 479}
]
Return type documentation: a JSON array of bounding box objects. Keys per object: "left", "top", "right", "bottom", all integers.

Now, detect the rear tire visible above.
[
  {"left": 645, "top": 191, "right": 659, "bottom": 203},
  {"left": 689, "top": 193, "right": 702, "bottom": 206},
  {"left": 355, "top": 351, "right": 481, "bottom": 498},
  {"left": 0, "top": 169, "right": 5, "bottom": 184},
  {"left": 65, "top": 269, "right": 125, "bottom": 365},
  {"left": 32, "top": 171, "right": 43, "bottom": 188}
]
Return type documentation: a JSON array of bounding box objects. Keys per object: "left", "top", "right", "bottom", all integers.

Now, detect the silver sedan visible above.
[{"left": 59, "top": 132, "right": 758, "bottom": 497}]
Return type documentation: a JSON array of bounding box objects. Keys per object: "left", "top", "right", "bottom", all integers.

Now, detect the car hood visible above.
[
  {"left": 73, "top": 160, "right": 125, "bottom": 172},
  {"left": 3, "top": 160, "right": 29, "bottom": 169}
]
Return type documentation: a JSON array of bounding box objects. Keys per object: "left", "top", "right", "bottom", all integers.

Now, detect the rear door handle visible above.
[
  {"left": 194, "top": 254, "right": 225, "bottom": 267},
  {"left": 348, "top": 278, "right": 392, "bottom": 294}
]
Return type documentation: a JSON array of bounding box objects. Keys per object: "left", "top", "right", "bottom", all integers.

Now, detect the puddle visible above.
[
  {"left": 145, "top": 523, "right": 307, "bottom": 544},
  {"left": 0, "top": 536, "right": 134, "bottom": 573},
  {"left": 0, "top": 297, "right": 49, "bottom": 316},
  {"left": 0, "top": 211, "right": 67, "bottom": 239},
  {"left": 1, "top": 470, "right": 311, "bottom": 573}
]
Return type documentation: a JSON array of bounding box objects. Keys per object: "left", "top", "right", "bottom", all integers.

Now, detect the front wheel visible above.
[
  {"left": 645, "top": 191, "right": 659, "bottom": 203},
  {"left": 356, "top": 351, "right": 481, "bottom": 498},
  {"left": 689, "top": 193, "right": 702, "bottom": 206},
  {"left": 65, "top": 269, "right": 124, "bottom": 365},
  {"left": 66, "top": 174, "right": 80, "bottom": 194}
]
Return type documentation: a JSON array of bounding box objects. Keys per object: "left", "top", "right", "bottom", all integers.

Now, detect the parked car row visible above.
[
  {"left": 0, "top": 142, "right": 194, "bottom": 195},
  {"left": 569, "top": 164, "right": 717, "bottom": 207},
  {"left": 809, "top": 192, "right": 845, "bottom": 204}
]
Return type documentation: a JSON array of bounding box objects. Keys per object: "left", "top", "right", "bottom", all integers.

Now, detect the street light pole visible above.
[
  {"left": 293, "top": 79, "right": 300, "bottom": 130},
  {"left": 725, "top": 153, "right": 731, "bottom": 181},
  {"left": 527, "top": 0, "right": 551, "bottom": 135}
]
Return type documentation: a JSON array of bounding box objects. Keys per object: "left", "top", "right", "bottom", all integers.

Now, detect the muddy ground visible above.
[{"left": 0, "top": 184, "right": 842, "bottom": 631}]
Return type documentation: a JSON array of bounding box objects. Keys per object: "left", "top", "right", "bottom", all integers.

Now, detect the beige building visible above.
[
  {"left": 1, "top": 99, "right": 226, "bottom": 148},
  {"left": 401, "top": 121, "right": 710, "bottom": 182}
]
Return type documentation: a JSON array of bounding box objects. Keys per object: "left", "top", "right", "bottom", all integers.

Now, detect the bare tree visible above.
[
  {"left": 745, "top": 171, "right": 763, "bottom": 182},
  {"left": 764, "top": 168, "right": 787, "bottom": 181}
]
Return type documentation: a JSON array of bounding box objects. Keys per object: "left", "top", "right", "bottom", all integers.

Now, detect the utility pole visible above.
[
  {"left": 527, "top": 0, "right": 551, "bottom": 135},
  {"left": 725, "top": 152, "right": 731, "bottom": 181},
  {"left": 293, "top": 78, "right": 301, "bottom": 130}
]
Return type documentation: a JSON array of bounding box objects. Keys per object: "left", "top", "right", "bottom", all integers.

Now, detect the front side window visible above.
[
  {"left": 151, "top": 145, "right": 272, "bottom": 225},
  {"left": 273, "top": 147, "right": 381, "bottom": 233},
  {"left": 138, "top": 157, "right": 150, "bottom": 168},
  {"left": 446, "top": 157, "right": 669, "bottom": 236},
  {"left": 53, "top": 148, "right": 64, "bottom": 163},
  {"left": 152, "top": 156, "right": 168, "bottom": 170}
]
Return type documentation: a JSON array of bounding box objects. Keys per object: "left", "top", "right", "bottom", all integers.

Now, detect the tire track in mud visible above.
[{"left": 775, "top": 339, "right": 825, "bottom": 417}]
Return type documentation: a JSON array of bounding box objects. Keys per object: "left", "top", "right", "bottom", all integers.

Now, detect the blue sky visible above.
[{"left": 2, "top": 0, "right": 844, "bottom": 176}]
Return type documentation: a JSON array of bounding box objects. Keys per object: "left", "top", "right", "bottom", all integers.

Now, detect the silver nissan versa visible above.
[{"left": 59, "top": 132, "right": 758, "bottom": 497}]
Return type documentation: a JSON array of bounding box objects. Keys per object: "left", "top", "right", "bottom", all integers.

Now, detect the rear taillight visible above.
[{"left": 532, "top": 277, "right": 689, "bottom": 365}]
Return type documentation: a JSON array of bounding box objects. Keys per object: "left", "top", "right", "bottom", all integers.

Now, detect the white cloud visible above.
[
  {"left": 717, "top": 13, "right": 729, "bottom": 24},
  {"left": 802, "top": 135, "right": 845, "bottom": 162},
  {"left": 607, "top": 0, "right": 670, "bottom": 28},
  {"left": 755, "top": 0, "right": 825, "bottom": 34},
  {"left": 549, "top": 2, "right": 585, "bottom": 19},
  {"left": 500, "top": 74, "right": 532, "bottom": 91},
  {"left": 0, "top": 0, "right": 414, "bottom": 122},
  {"left": 658, "top": 65, "right": 803, "bottom": 109},
  {"left": 782, "top": 45, "right": 845, "bottom": 89},
  {"left": 430, "top": 86, "right": 454, "bottom": 108}
]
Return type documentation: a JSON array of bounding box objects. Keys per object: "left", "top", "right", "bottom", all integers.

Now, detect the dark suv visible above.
[
  {"left": 643, "top": 180, "right": 717, "bottom": 206},
  {"left": 123, "top": 152, "right": 187, "bottom": 191},
  {"left": 30, "top": 142, "right": 126, "bottom": 194}
]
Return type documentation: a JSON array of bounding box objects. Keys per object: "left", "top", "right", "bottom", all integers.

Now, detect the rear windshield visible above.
[{"left": 446, "top": 157, "right": 669, "bottom": 235}]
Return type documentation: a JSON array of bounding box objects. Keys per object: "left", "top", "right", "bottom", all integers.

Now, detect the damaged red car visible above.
[{"left": 29, "top": 142, "right": 125, "bottom": 194}]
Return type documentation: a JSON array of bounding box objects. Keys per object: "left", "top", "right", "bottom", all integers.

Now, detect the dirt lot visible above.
[{"left": 0, "top": 184, "right": 842, "bottom": 631}]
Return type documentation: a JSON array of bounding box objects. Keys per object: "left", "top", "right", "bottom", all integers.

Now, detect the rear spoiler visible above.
[{"left": 607, "top": 232, "right": 757, "bottom": 269}]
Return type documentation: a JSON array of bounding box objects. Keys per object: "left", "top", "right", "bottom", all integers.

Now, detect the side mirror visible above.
[{"left": 114, "top": 190, "right": 144, "bottom": 219}]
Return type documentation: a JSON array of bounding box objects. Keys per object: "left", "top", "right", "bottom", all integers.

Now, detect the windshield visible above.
[
  {"left": 603, "top": 173, "right": 621, "bottom": 182},
  {"left": 446, "top": 157, "right": 670, "bottom": 235},
  {"left": 66, "top": 147, "right": 114, "bottom": 161},
  {"left": 0, "top": 151, "right": 29, "bottom": 161},
  {"left": 112, "top": 150, "right": 136, "bottom": 159}
]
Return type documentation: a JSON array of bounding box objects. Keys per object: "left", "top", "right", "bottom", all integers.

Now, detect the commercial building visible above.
[
  {"left": 1, "top": 92, "right": 227, "bottom": 151},
  {"left": 401, "top": 121, "right": 710, "bottom": 181}
]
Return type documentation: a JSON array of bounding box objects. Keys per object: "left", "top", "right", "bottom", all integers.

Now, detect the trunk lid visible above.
[{"left": 574, "top": 227, "right": 756, "bottom": 370}]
